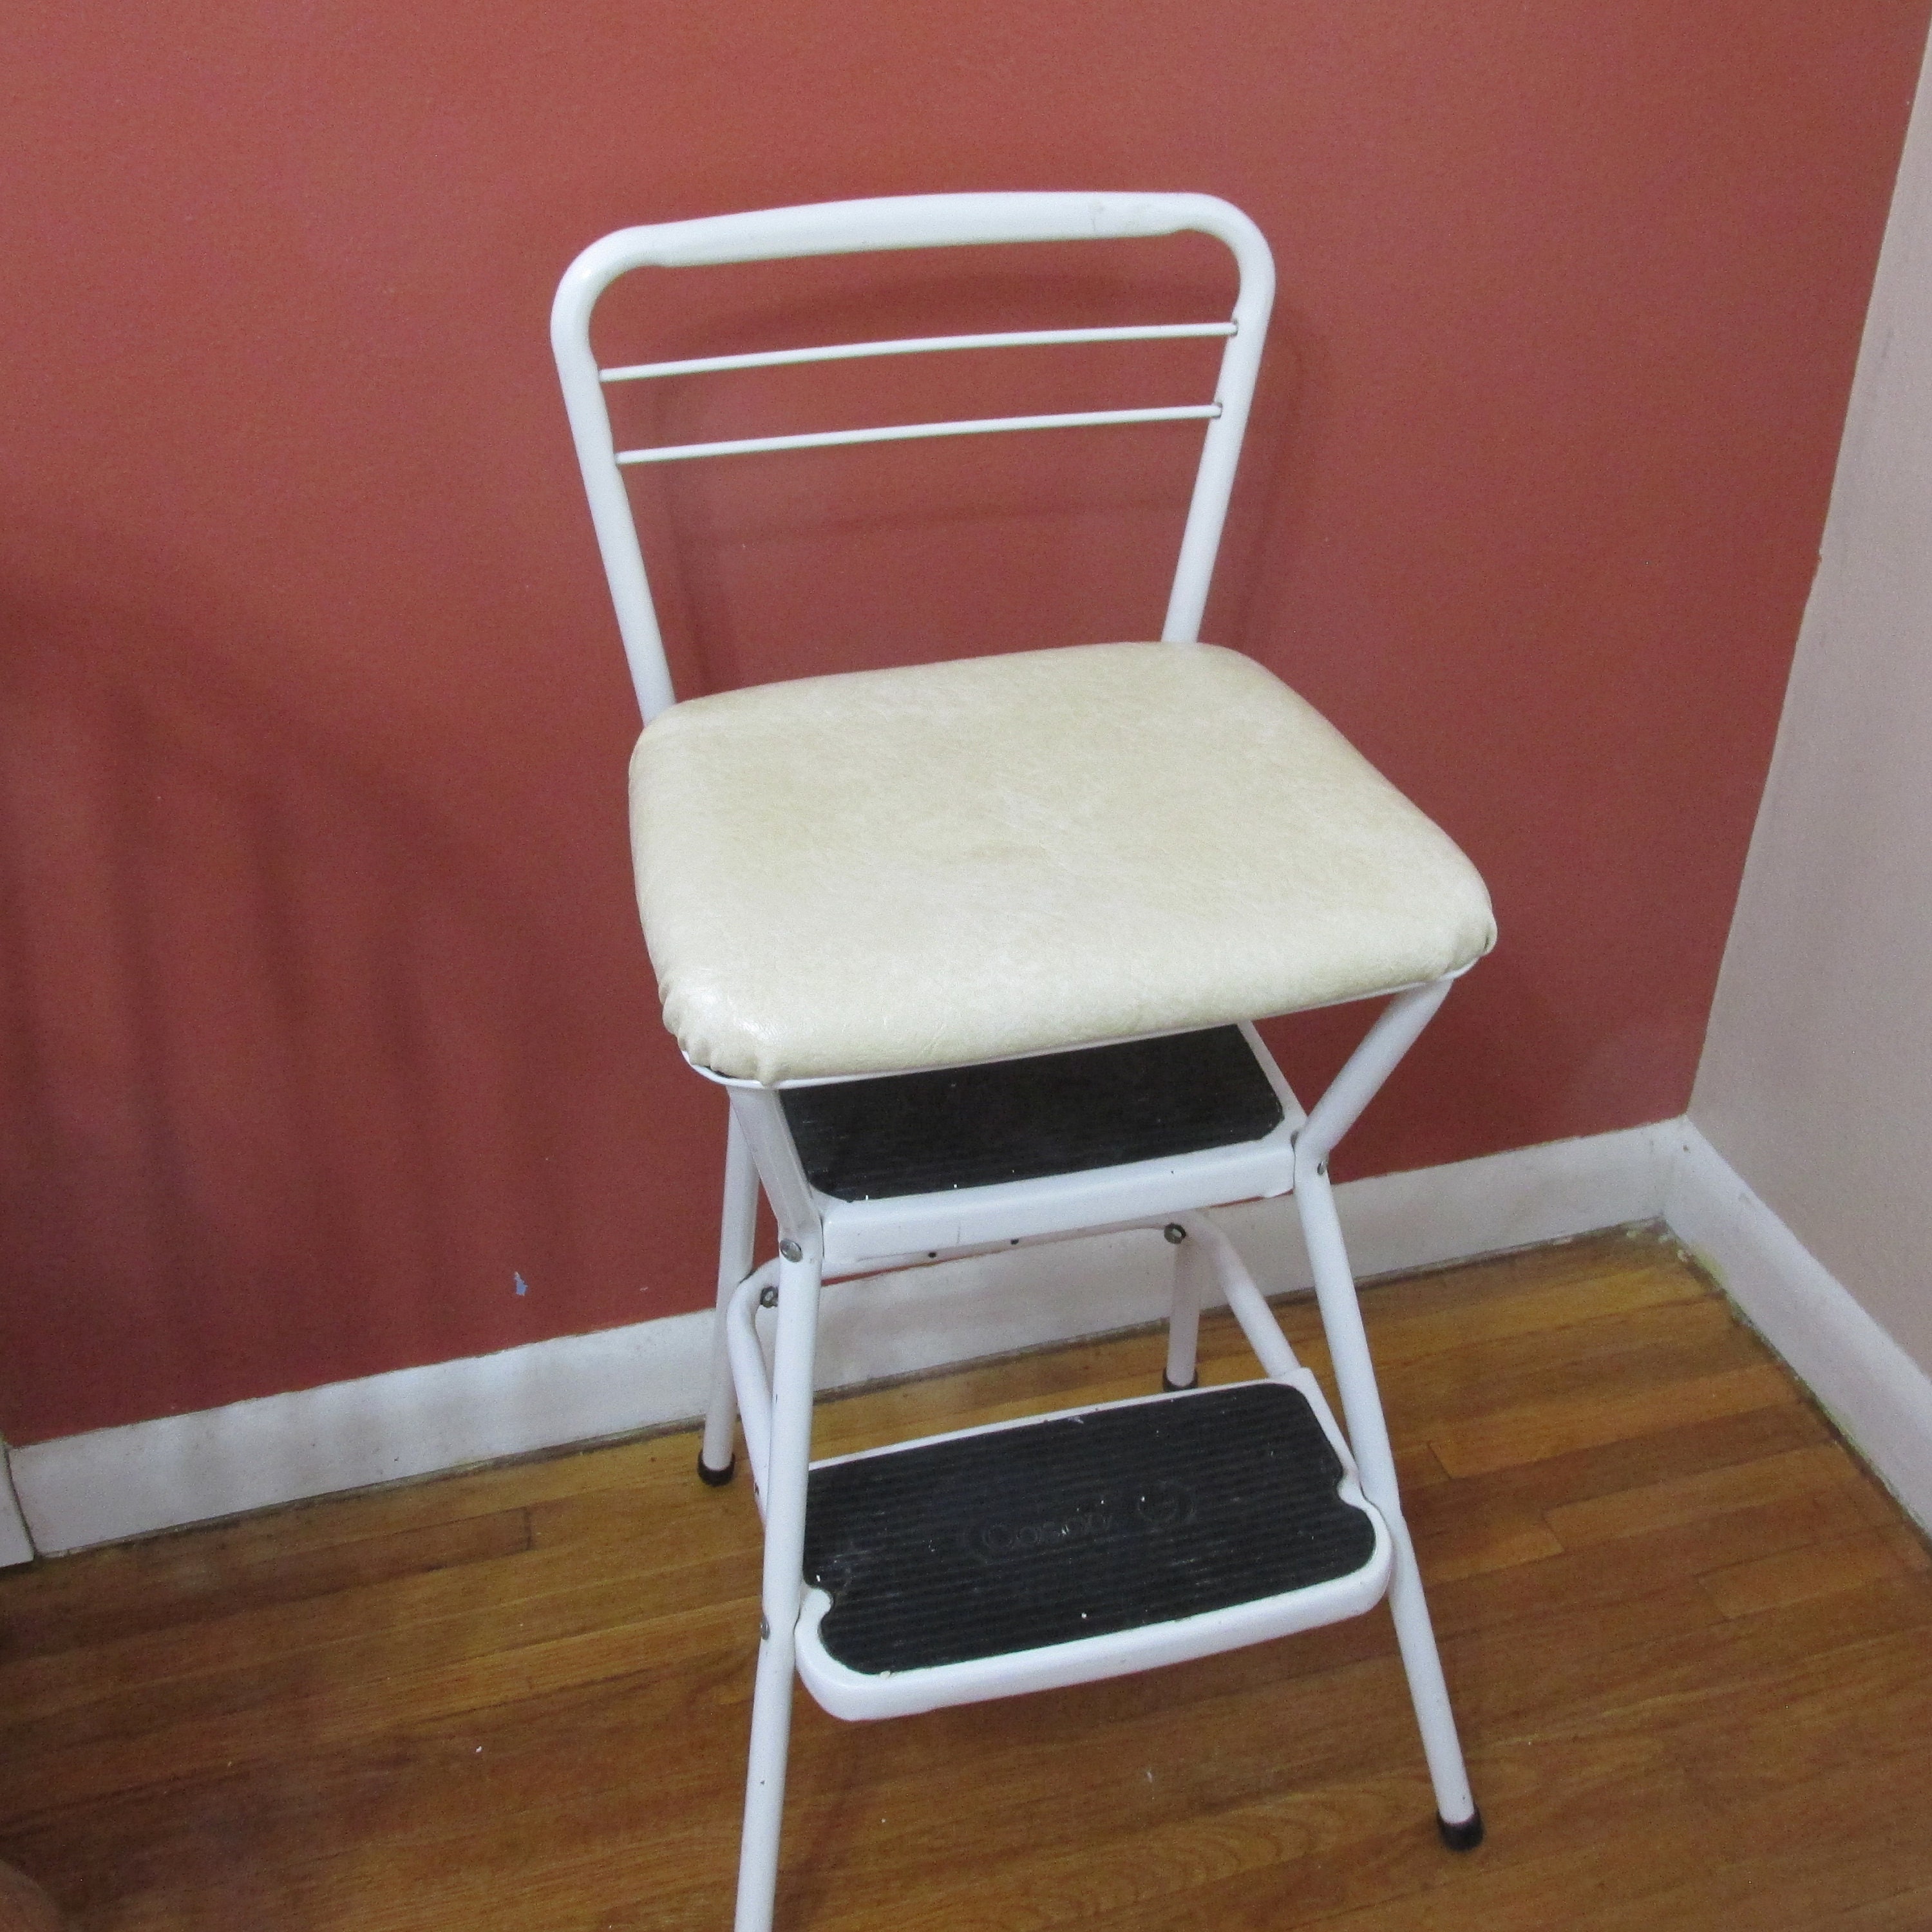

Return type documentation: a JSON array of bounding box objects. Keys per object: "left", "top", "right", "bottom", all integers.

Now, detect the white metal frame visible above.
[
  {"left": 551, "top": 194, "right": 1479, "bottom": 1932},
  {"left": 551, "top": 191, "right": 1273, "bottom": 721}
]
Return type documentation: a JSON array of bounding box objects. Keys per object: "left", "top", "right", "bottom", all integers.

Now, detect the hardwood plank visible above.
[
  {"left": 1567, "top": 1734, "right": 1932, "bottom": 1931},
  {"left": 1450, "top": 1571, "right": 1932, "bottom": 1746},
  {"left": 1666, "top": 1624, "right": 1932, "bottom": 1805},
  {"left": 1428, "top": 1361, "right": 1794, "bottom": 1477},
  {"left": 1821, "top": 1882, "right": 1932, "bottom": 1929},
  {"left": 1436, "top": 1395, "right": 1828, "bottom": 1506},
  {"left": 1378, "top": 1293, "right": 1756, "bottom": 1421},
  {"left": 1413, "top": 1507, "right": 1564, "bottom": 1584},
  {"left": 0, "top": 1547, "right": 768, "bottom": 1806},
  {"left": 1086, "top": 1749, "right": 1719, "bottom": 1932},
  {"left": 1880, "top": 1519, "right": 1932, "bottom": 1570},
  {"left": 0, "top": 1466, "right": 764, "bottom": 1725},
  {"left": 1341, "top": 1240, "right": 1709, "bottom": 1370},
  {"left": 1342, "top": 1228, "right": 1694, "bottom": 1339},
  {"left": 0, "top": 1429, "right": 688, "bottom": 1624},
  {"left": 1405, "top": 1450, "right": 1868, "bottom": 1594},
  {"left": 807, "top": 1731, "right": 1709, "bottom": 1932},
  {"left": 0, "top": 1507, "right": 534, "bottom": 1664},
  {"left": 1420, "top": 1486, "right": 1893, "bottom": 1647},
  {"left": 1698, "top": 1526, "right": 1916, "bottom": 1618},
  {"left": 5, "top": 1669, "right": 752, "bottom": 1931},
  {"left": 1544, "top": 1439, "right": 1863, "bottom": 1548}
]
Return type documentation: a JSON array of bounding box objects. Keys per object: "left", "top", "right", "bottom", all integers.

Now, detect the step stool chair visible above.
[{"left": 552, "top": 192, "right": 1495, "bottom": 1932}]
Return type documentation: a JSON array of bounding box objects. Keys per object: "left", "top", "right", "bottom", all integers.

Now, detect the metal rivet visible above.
[
  {"left": 1163, "top": 1223, "right": 1187, "bottom": 1244},
  {"left": 779, "top": 1238, "right": 803, "bottom": 1263},
  {"left": 758, "top": 1283, "right": 778, "bottom": 1308},
  {"left": 759, "top": 1615, "right": 770, "bottom": 1641},
  {"left": 1317, "top": 1161, "right": 1327, "bottom": 1177}
]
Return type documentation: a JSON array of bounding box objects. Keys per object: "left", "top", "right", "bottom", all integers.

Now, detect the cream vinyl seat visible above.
[
  {"left": 553, "top": 192, "right": 1493, "bottom": 1932},
  {"left": 634, "top": 639, "right": 1493, "bottom": 1085}
]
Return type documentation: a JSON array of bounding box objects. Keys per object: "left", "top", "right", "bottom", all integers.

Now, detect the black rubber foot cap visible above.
[
  {"left": 1161, "top": 1371, "right": 1199, "bottom": 1392},
  {"left": 1438, "top": 1810, "right": 1484, "bottom": 1852},
  {"left": 697, "top": 1453, "right": 736, "bottom": 1488}
]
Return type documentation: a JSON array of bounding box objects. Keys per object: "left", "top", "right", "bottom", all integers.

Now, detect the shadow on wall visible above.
[
  {"left": 0, "top": 255, "right": 1320, "bottom": 1448},
  {"left": 0, "top": 516, "right": 671, "bottom": 1445}
]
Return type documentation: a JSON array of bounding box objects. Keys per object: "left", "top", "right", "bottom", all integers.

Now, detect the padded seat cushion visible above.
[{"left": 629, "top": 643, "right": 1494, "bottom": 1084}]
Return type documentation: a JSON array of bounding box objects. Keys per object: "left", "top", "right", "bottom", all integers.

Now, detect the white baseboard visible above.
[
  {"left": 1666, "top": 1121, "right": 1932, "bottom": 1535},
  {"left": 11, "top": 1112, "right": 1929, "bottom": 1555},
  {"left": 6, "top": 1122, "right": 1678, "bottom": 1558}
]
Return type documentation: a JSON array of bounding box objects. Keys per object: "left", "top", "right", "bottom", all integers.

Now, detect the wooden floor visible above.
[{"left": 3, "top": 1226, "right": 1931, "bottom": 1929}]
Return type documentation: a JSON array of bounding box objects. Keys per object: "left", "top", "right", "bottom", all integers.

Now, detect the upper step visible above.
[{"left": 781, "top": 1025, "right": 1286, "bottom": 1201}]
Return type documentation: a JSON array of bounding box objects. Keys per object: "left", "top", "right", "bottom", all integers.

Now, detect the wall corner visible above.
[{"left": 0, "top": 1446, "right": 37, "bottom": 1567}]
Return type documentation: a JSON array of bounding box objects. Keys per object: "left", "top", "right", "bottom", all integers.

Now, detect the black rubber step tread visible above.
[
  {"left": 781, "top": 1026, "right": 1284, "bottom": 1202},
  {"left": 802, "top": 1381, "right": 1376, "bottom": 1676}
]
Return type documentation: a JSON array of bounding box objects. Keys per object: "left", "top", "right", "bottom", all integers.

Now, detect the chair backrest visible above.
[{"left": 551, "top": 193, "right": 1275, "bottom": 722}]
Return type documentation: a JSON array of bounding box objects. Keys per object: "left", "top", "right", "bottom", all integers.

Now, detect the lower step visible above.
[{"left": 796, "top": 1376, "right": 1391, "bottom": 1721}]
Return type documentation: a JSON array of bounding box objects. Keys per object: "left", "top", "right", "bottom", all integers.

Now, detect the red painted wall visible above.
[{"left": 2, "top": 3, "right": 1924, "bottom": 1444}]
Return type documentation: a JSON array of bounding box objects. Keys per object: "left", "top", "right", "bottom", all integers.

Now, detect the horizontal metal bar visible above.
[
  {"left": 600, "top": 321, "right": 1235, "bottom": 384},
  {"left": 616, "top": 404, "right": 1220, "bottom": 466}
]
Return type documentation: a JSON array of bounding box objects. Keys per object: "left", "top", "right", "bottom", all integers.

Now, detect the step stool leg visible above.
[
  {"left": 1294, "top": 1153, "right": 1481, "bottom": 1844},
  {"left": 1387, "top": 1513, "right": 1484, "bottom": 1848},
  {"left": 1162, "top": 1222, "right": 1203, "bottom": 1391},
  {"left": 732, "top": 1242, "right": 822, "bottom": 1932},
  {"left": 736, "top": 1616, "right": 802, "bottom": 1932},
  {"left": 701, "top": 1109, "right": 761, "bottom": 1484}
]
